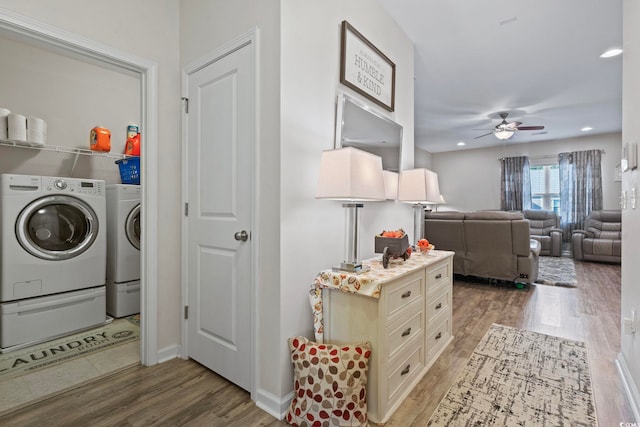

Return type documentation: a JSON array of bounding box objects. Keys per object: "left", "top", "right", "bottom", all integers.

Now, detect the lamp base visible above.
[{"left": 332, "top": 262, "right": 370, "bottom": 274}]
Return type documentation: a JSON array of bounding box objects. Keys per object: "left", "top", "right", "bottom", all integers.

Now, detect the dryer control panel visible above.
[{"left": 42, "top": 176, "right": 105, "bottom": 196}]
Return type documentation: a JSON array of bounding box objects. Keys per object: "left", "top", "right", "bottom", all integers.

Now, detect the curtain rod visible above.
[{"left": 498, "top": 149, "right": 605, "bottom": 161}]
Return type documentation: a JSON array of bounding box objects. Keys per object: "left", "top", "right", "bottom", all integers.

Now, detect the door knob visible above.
[{"left": 234, "top": 230, "right": 249, "bottom": 241}]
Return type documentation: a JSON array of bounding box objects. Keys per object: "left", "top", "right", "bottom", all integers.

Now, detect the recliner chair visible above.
[
  {"left": 571, "top": 210, "right": 621, "bottom": 263},
  {"left": 523, "top": 210, "right": 562, "bottom": 257}
]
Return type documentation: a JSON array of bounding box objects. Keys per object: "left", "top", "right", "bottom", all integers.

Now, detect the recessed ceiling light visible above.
[
  {"left": 457, "top": 141, "right": 465, "bottom": 146},
  {"left": 600, "top": 48, "right": 622, "bottom": 58},
  {"left": 581, "top": 126, "right": 593, "bottom": 132}
]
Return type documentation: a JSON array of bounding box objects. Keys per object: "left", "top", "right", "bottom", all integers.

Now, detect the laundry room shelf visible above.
[
  {"left": 0, "top": 138, "right": 134, "bottom": 176},
  {"left": 0, "top": 138, "right": 128, "bottom": 160}
]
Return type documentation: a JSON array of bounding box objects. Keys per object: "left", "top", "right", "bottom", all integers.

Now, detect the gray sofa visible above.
[
  {"left": 424, "top": 211, "right": 540, "bottom": 284},
  {"left": 523, "top": 209, "right": 562, "bottom": 257},
  {"left": 572, "top": 210, "right": 621, "bottom": 263}
]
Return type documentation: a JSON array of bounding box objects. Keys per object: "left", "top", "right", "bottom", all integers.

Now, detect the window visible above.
[{"left": 530, "top": 164, "right": 560, "bottom": 213}]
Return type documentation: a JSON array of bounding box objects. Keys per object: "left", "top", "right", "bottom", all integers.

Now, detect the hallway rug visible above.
[
  {"left": 535, "top": 255, "right": 578, "bottom": 287},
  {"left": 0, "top": 317, "right": 139, "bottom": 381},
  {"left": 427, "top": 324, "right": 596, "bottom": 426}
]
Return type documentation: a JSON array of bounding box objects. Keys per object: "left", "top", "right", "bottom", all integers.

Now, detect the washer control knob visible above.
[{"left": 54, "top": 179, "right": 67, "bottom": 190}]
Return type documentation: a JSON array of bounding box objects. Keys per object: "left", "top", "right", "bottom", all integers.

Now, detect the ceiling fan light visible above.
[{"left": 495, "top": 130, "right": 514, "bottom": 140}]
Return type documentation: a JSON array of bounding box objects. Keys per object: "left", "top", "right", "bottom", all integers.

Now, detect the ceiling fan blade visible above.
[
  {"left": 516, "top": 125, "right": 544, "bottom": 130},
  {"left": 474, "top": 131, "right": 495, "bottom": 139}
]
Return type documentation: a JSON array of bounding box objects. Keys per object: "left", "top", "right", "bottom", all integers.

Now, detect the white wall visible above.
[
  {"left": 415, "top": 147, "right": 433, "bottom": 170},
  {"left": 179, "top": 0, "right": 284, "bottom": 411},
  {"left": 0, "top": 35, "right": 140, "bottom": 182},
  {"left": 621, "top": 0, "right": 640, "bottom": 419},
  {"left": 280, "top": 0, "right": 414, "bottom": 400},
  {"left": 0, "top": 0, "right": 182, "bottom": 352},
  {"left": 180, "top": 0, "right": 415, "bottom": 414},
  {"left": 430, "top": 133, "right": 622, "bottom": 212}
]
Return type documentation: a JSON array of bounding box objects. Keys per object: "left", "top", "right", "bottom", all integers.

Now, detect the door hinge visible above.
[
  {"left": 184, "top": 202, "right": 188, "bottom": 216},
  {"left": 184, "top": 305, "right": 189, "bottom": 319},
  {"left": 181, "top": 97, "right": 189, "bottom": 114}
]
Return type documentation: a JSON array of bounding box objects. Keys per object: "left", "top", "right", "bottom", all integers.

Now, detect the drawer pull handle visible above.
[
  {"left": 435, "top": 302, "right": 442, "bottom": 310},
  {"left": 435, "top": 273, "right": 442, "bottom": 279},
  {"left": 435, "top": 332, "right": 442, "bottom": 340},
  {"left": 400, "top": 364, "right": 411, "bottom": 376},
  {"left": 401, "top": 290, "right": 412, "bottom": 299},
  {"left": 401, "top": 327, "right": 412, "bottom": 337}
]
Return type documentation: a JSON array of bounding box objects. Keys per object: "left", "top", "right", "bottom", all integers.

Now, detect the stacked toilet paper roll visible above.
[
  {"left": 27, "top": 116, "right": 46, "bottom": 146},
  {"left": 8, "top": 113, "right": 27, "bottom": 144},
  {"left": 0, "top": 108, "right": 9, "bottom": 140}
]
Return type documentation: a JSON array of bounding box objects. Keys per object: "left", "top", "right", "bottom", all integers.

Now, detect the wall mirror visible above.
[{"left": 334, "top": 92, "right": 403, "bottom": 172}]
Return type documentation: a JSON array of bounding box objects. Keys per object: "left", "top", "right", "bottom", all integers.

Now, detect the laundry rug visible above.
[
  {"left": 427, "top": 324, "right": 596, "bottom": 426},
  {"left": 535, "top": 255, "right": 578, "bottom": 287},
  {"left": 0, "top": 317, "right": 139, "bottom": 381}
]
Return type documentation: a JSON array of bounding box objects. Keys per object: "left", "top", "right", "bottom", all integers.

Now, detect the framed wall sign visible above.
[{"left": 340, "top": 21, "right": 396, "bottom": 112}]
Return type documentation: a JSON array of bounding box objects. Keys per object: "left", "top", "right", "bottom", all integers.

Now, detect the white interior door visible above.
[{"left": 185, "top": 41, "right": 253, "bottom": 391}]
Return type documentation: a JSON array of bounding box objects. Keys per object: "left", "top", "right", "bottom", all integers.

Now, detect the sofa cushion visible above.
[
  {"left": 464, "top": 211, "right": 524, "bottom": 220},
  {"left": 585, "top": 210, "right": 622, "bottom": 239},
  {"left": 463, "top": 219, "right": 516, "bottom": 281},
  {"left": 424, "top": 211, "right": 465, "bottom": 220}
]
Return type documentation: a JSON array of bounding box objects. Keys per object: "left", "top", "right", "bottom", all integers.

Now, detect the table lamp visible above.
[
  {"left": 397, "top": 168, "right": 441, "bottom": 246},
  {"left": 382, "top": 170, "right": 399, "bottom": 200},
  {"left": 316, "top": 147, "right": 385, "bottom": 273}
]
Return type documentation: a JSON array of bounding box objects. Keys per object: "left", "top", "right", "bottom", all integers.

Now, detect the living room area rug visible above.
[
  {"left": 535, "top": 255, "right": 578, "bottom": 287},
  {"left": 0, "top": 316, "right": 139, "bottom": 381},
  {"left": 427, "top": 324, "right": 597, "bottom": 426}
]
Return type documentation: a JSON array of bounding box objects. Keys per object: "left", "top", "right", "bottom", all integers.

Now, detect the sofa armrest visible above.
[
  {"left": 550, "top": 227, "right": 562, "bottom": 234},
  {"left": 571, "top": 231, "right": 585, "bottom": 260},
  {"left": 549, "top": 229, "right": 562, "bottom": 257}
]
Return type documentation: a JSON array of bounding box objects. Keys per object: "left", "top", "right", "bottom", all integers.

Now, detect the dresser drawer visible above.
[
  {"left": 426, "top": 261, "right": 449, "bottom": 294},
  {"left": 426, "top": 286, "right": 450, "bottom": 325},
  {"left": 384, "top": 270, "right": 424, "bottom": 322},
  {"left": 427, "top": 316, "right": 451, "bottom": 360},
  {"left": 386, "top": 340, "right": 425, "bottom": 408},
  {"left": 386, "top": 301, "right": 424, "bottom": 361}
]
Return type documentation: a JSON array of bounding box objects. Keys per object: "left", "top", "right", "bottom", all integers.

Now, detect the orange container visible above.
[
  {"left": 124, "top": 134, "right": 140, "bottom": 156},
  {"left": 90, "top": 126, "right": 111, "bottom": 152}
]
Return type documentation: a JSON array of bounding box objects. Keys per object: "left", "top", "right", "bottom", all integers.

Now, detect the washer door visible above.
[
  {"left": 126, "top": 203, "right": 141, "bottom": 250},
  {"left": 16, "top": 195, "right": 99, "bottom": 261}
]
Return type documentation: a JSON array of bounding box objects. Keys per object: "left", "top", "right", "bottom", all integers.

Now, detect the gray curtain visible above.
[
  {"left": 558, "top": 149, "right": 603, "bottom": 239},
  {"left": 500, "top": 156, "right": 531, "bottom": 211}
]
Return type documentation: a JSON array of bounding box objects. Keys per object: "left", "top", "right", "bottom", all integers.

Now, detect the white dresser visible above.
[{"left": 320, "top": 251, "right": 454, "bottom": 424}]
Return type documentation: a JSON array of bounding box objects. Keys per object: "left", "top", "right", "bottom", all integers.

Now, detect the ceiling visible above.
[{"left": 377, "top": 0, "right": 623, "bottom": 153}]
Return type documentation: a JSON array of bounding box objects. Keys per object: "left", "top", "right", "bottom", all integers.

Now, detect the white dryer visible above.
[
  {"left": 106, "top": 184, "right": 141, "bottom": 317},
  {"left": 0, "top": 174, "right": 107, "bottom": 349}
]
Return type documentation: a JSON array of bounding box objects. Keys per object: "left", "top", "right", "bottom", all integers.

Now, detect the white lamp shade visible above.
[
  {"left": 316, "top": 147, "right": 385, "bottom": 201},
  {"left": 382, "top": 170, "right": 398, "bottom": 200},
  {"left": 397, "top": 168, "right": 441, "bottom": 204},
  {"left": 439, "top": 194, "right": 447, "bottom": 204}
]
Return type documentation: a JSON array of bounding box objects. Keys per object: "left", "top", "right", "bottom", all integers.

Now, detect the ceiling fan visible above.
[{"left": 473, "top": 112, "right": 544, "bottom": 140}]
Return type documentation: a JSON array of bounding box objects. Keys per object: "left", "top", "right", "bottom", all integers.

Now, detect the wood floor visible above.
[{"left": 0, "top": 260, "right": 634, "bottom": 426}]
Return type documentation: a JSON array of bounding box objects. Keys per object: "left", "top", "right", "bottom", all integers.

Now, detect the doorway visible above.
[
  {"left": 182, "top": 32, "right": 257, "bottom": 394},
  {"left": 0, "top": 8, "right": 158, "bottom": 411}
]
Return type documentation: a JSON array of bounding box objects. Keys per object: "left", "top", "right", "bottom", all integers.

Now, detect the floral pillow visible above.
[{"left": 286, "top": 336, "right": 371, "bottom": 427}]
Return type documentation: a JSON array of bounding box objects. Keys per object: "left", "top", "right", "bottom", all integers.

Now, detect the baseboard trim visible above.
[
  {"left": 617, "top": 352, "right": 640, "bottom": 422},
  {"left": 157, "top": 344, "right": 180, "bottom": 364},
  {"left": 254, "top": 388, "right": 293, "bottom": 420}
]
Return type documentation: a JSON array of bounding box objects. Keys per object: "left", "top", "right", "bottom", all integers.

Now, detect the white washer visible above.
[
  {"left": 0, "top": 174, "right": 107, "bottom": 349},
  {"left": 106, "top": 184, "right": 141, "bottom": 317}
]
